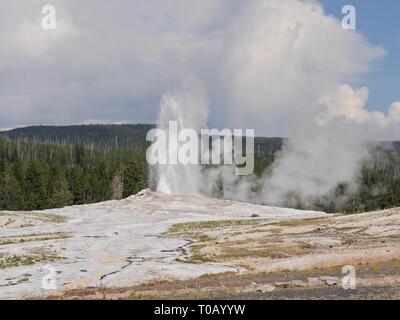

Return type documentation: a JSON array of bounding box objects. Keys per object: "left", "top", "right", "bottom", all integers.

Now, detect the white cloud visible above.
[
  {"left": 0, "top": 1, "right": 79, "bottom": 68},
  {"left": 389, "top": 102, "right": 400, "bottom": 122},
  {"left": 0, "top": 0, "right": 236, "bottom": 127},
  {"left": 219, "top": 0, "right": 386, "bottom": 134},
  {"left": 318, "top": 85, "right": 373, "bottom": 125},
  {"left": 0, "top": 0, "right": 398, "bottom": 142},
  {"left": 317, "top": 84, "right": 400, "bottom": 140}
]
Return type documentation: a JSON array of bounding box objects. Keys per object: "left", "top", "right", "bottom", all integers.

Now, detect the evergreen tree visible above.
[
  {"left": 0, "top": 159, "right": 5, "bottom": 180},
  {"left": 47, "top": 166, "right": 73, "bottom": 208},
  {"left": 122, "top": 160, "right": 148, "bottom": 198},
  {"left": 111, "top": 167, "right": 124, "bottom": 200},
  {"left": 66, "top": 167, "right": 85, "bottom": 205},
  {"left": 0, "top": 168, "right": 24, "bottom": 210},
  {"left": 96, "top": 162, "right": 110, "bottom": 201},
  {"left": 11, "top": 159, "right": 25, "bottom": 190},
  {"left": 73, "top": 144, "right": 85, "bottom": 166},
  {"left": 25, "top": 160, "right": 48, "bottom": 210},
  {"left": 84, "top": 168, "right": 100, "bottom": 203}
]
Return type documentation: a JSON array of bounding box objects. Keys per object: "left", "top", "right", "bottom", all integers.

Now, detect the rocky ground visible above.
[
  {"left": 46, "top": 260, "right": 400, "bottom": 300},
  {"left": 0, "top": 189, "right": 399, "bottom": 300},
  {"left": 0, "top": 189, "right": 323, "bottom": 299}
]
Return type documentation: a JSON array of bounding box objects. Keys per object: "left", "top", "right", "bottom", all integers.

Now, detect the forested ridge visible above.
[
  {"left": 0, "top": 125, "right": 400, "bottom": 213},
  {"left": 0, "top": 138, "right": 147, "bottom": 211},
  {"left": 0, "top": 124, "right": 154, "bottom": 150}
]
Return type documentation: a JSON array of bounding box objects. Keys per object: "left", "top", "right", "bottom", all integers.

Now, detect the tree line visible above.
[
  {"left": 1, "top": 135, "right": 400, "bottom": 213},
  {"left": 0, "top": 139, "right": 148, "bottom": 211}
]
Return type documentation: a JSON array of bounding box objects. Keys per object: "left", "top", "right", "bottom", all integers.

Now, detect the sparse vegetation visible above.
[
  {"left": 0, "top": 232, "right": 70, "bottom": 246},
  {"left": 167, "top": 208, "right": 400, "bottom": 273},
  {"left": 41, "top": 259, "right": 400, "bottom": 300},
  {"left": 0, "top": 253, "right": 62, "bottom": 269},
  {"left": 0, "top": 212, "right": 66, "bottom": 228},
  {"left": 167, "top": 219, "right": 269, "bottom": 235},
  {"left": 275, "top": 217, "right": 329, "bottom": 227}
]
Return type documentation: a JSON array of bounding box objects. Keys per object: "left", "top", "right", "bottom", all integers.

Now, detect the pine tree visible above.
[
  {"left": 25, "top": 160, "right": 48, "bottom": 210},
  {"left": 0, "top": 167, "right": 6, "bottom": 209},
  {"left": 11, "top": 159, "right": 25, "bottom": 191},
  {"left": 47, "top": 166, "right": 73, "bottom": 208},
  {"left": 73, "top": 144, "right": 85, "bottom": 166},
  {"left": 96, "top": 162, "right": 110, "bottom": 201},
  {"left": 122, "top": 159, "right": 148, "bottom": 198},
  {"left": 0, "top": 168, "right": 24, "bottom": 210},
  {"left": 0, "top": 159, "right": 5, "bottom": 179},
  {"left": 84, "top": 168, "right": 99, "bottom": 203},
  {"left": 111, "top": 166, "right": 124, "bottom": 200},
  {"left": 66, "top": 167, "right": 85, "bottom": 205}
]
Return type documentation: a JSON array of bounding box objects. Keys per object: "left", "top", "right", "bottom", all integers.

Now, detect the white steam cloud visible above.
[{"left": 150, "top": 0, "right": 400, "bottom": 209}]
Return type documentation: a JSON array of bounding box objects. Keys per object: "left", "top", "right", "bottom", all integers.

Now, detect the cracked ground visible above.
[{"left": 1, "top": 189, "right": 399, "bottom": 300}]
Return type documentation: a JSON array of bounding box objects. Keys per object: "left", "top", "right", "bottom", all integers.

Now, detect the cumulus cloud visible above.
[
  {"left": 0, "top": 0, "right": 236, "bottom": 127},
  {"left": 317, "top": 84, "right": 400, "bottom": 140},
  {"left": 0, "top": 0, "right": 397, "bottom": 137},
  {"left": 219, "top": 0, "right": 387, "bottom": 135}
]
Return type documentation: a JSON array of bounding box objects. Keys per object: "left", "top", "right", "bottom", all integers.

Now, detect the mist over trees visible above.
[{"left": 0, "top": 125, "right": 399, "bottom": 213}]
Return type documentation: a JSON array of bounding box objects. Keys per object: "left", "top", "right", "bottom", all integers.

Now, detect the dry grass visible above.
[
  {"left": 274, "top": 217, "right": 330, "bottom": 227},
  {"left": 219, "top": 243, "right": 310, "bottom": 260},
  {"left": 167, "top": 219, "right": 268, "bottom": 235},
  {"left": 0, "top": 252, "right": 63, "bottom": 269},
  {"left": 41, "top": 257, "right": 400, "bottom": 300},
  {"left": 166, "top": 209, "right": 400, "bottom": 275},
  {"left": 167, "top": 217, "right": 316, "bottom": 264},
  {"left": 0, "top": 212, "right": 66, "bottom": 229},
  {"left": 0, "top": 232, "right": 70, "bottom": 246}
]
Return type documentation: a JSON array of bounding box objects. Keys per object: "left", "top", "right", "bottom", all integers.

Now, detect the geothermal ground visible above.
[{"left": 0, "top": 189, "right": 399, "bottom": 300}]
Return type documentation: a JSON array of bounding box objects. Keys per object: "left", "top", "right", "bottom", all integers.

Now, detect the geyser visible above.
[{"left": 148, "top": 0, "right": 400, "bottom": 210}]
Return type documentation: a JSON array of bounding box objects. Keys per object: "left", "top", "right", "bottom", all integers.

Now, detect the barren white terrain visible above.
[{"left": 0, "top": 189, "right": 325, "bottom": 299}]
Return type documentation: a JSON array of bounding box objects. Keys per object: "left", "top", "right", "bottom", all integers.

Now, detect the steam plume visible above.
[{"left": 149, "top": 0, "right": 400, "bottom": 210}]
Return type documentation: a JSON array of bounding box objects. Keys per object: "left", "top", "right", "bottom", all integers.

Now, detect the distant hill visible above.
[
  {"left": 0, "top": 124, "right": 400, "bottom": 155},
  {"left": 4, "top": 124, "right": 398, "bottom": 154},
  {"left": 0, "top": 124, "right": 155, "bottom": 150},
  {"left": 0, "top": 124, "right": 286, "bottom": 154}
]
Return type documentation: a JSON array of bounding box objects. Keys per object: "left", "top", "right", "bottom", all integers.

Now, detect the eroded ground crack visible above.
[{"left": 99, "top": 257, "right": 145, "bottom": 282}]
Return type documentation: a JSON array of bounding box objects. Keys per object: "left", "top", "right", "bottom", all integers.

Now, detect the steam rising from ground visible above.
[{"left": 150, "top": 0, "right": 400, "bottom": 209}]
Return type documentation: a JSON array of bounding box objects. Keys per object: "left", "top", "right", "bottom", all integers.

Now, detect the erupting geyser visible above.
[{"left": 151, "top": 77, "right": 209, "bottom": 195}]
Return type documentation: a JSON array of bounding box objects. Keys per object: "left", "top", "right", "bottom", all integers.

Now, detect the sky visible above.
[
  {"left": 321, "top": 0, "right": 400, "bottom": 111},
  {"left": 0, "top": 0, "right": 399, "bottom": 137}
]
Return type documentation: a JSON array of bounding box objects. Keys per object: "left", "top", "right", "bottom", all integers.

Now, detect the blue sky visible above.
[{"left": 321, "top": 0, "right": 400, "bottom": 112}]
